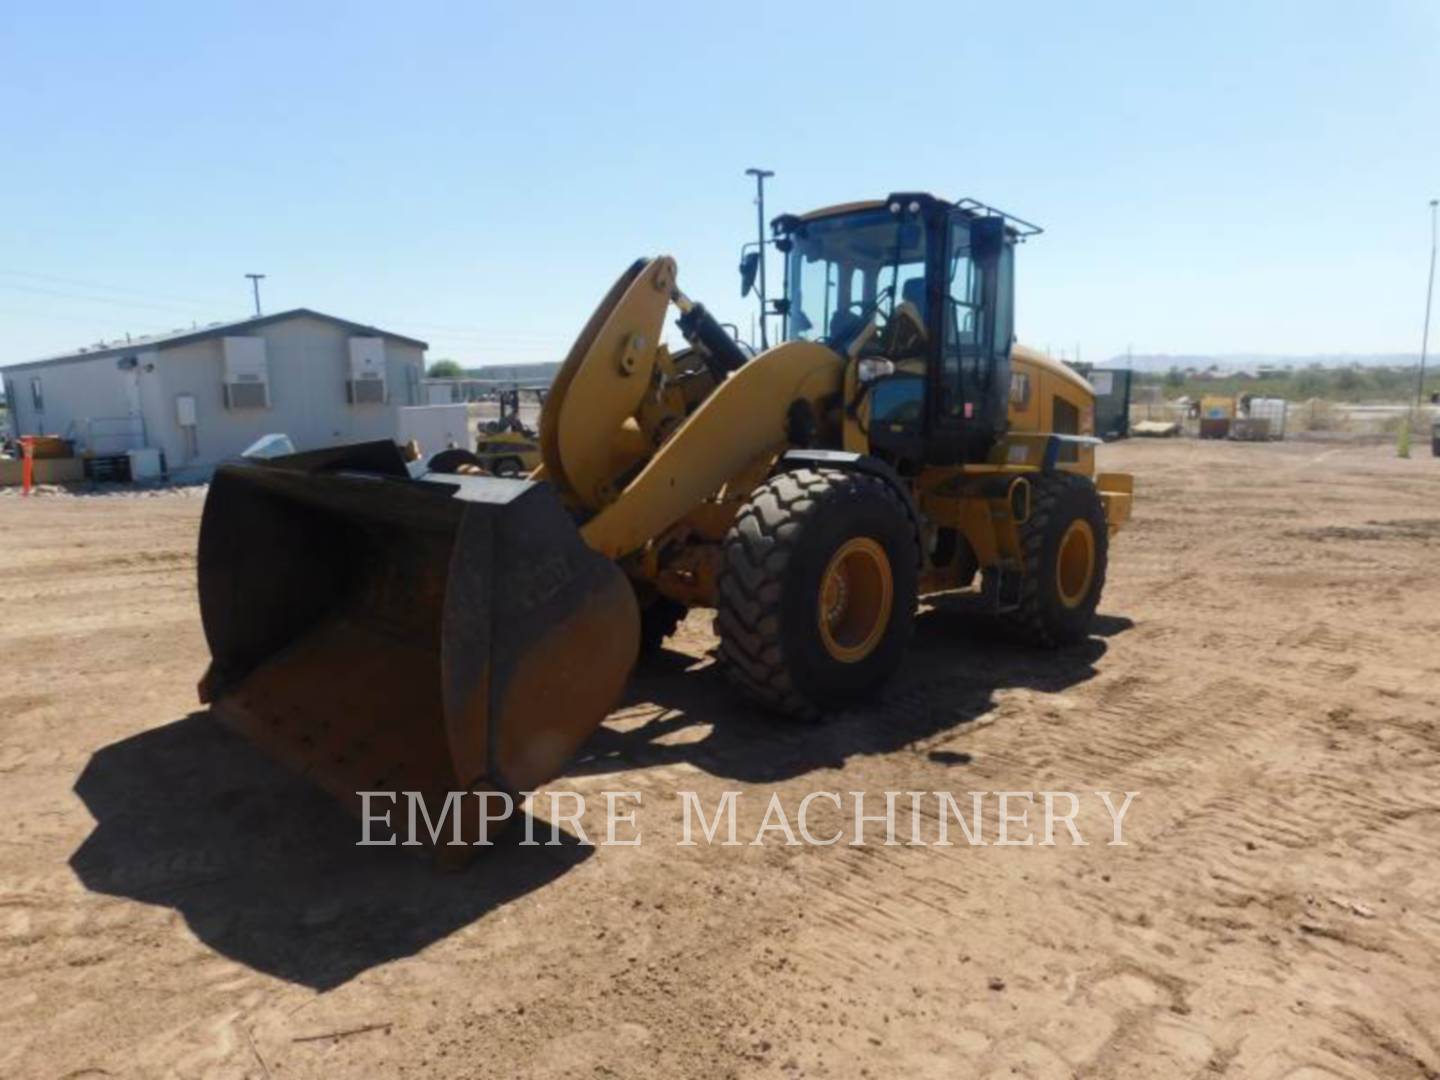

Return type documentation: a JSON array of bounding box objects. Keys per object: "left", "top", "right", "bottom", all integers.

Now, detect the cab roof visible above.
[{"left": 781, "top": 194, "right": 1043, "bottom": 240}]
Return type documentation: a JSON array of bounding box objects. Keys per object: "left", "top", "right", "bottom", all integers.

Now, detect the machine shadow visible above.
[
  {"left": 572, "top": 599, "right": 1132, "bottom": 784},
  {"left": 68, "top": 712, "right": 592, "bottom": 991},
  {"left": 68, "top": 604, "right": 1130, "bottom": 989}
]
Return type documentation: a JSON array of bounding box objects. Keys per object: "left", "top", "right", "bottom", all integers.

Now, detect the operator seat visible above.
[
  {"left": 886, "top": 277, "right": 930, "bottom": 374},
  {"left": 901, "top": 277, "right": 927, "bottom": 321},
  {"left": 829, "top": 307, "right": 867, "bottom": 344}
]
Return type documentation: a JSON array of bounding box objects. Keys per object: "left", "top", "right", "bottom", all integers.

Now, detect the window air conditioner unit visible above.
[
  {"left": 346, "top": 337, "right": 387, "bottom": 405},
  {"left": 221, "top": 337, "right": 271, "bottom": 409}
]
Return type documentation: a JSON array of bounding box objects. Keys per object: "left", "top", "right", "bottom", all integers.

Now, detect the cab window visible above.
[
  {"left": 947, "top": 225, "right": 980, "bottom": 348},
  {"left": 939, "top": 219, "right": 984, "bottom": 418}
]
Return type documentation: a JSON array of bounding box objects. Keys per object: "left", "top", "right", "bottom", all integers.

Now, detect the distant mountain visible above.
[
  {"left": 458, "top": 354, "right": 1423, "bottom": 379},
  {"left": 1107, "top": 353, "right": 1424, "bottom": 373}
]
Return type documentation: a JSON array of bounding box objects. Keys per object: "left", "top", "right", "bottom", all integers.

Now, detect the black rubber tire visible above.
[
  {"left": 993, "top": 472, "right": 1109, "bottom": 647},
  {"left": 639, "top": 597, "right": 687, "bottom": 655},
  {"left": 716, "top": 467, "right": 919, "bottom": 718},
  {"left": 427, "top": 448, "right": 485, "bottom": 474}
]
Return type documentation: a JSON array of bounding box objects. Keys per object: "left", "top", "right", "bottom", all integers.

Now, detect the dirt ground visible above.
[{"left": 3, "top": 439, "right": 1440, "bottom": 1079}]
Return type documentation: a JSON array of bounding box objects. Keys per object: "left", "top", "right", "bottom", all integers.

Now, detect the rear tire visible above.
[
  {"left": 716, "top": 468, "right": 918, "bottom": 718},
  {"left": 991, "top": 472, "right": 1108, "bottom": 647},
  {"left": 427, "top": 448, "right": 486, "bottom": 474}
]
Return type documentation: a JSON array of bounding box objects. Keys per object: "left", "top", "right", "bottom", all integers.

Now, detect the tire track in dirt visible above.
[
  {"left": 4, "top": 442, "right": 1440, "bottom": 1078},
  {"left": 751, "top": 442, "right": 1440, "bottom": 1077}
]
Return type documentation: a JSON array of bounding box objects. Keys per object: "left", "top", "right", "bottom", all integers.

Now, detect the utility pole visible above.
[
  {"left": 245, "top": 273, "right": 266, "bottom": 317},
  {"left": 746, "top": 168, "right": 774, "bottom": 348},
  {"left": 1418, "top": 199, "right": 1438, "bottom": 410}
]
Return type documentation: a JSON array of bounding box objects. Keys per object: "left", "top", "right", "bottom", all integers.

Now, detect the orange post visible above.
[{"left": 20, "top": 437, "right": 34, "bottom": 496}]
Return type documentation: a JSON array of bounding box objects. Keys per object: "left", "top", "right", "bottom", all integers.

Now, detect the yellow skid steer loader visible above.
[{"left": 197, "top": 193, "right": 1133, "bottom": 845}]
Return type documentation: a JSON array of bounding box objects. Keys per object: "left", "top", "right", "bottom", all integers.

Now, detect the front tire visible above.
[{"left": 716, "top": 468, "right": 918, "bottom": 718}]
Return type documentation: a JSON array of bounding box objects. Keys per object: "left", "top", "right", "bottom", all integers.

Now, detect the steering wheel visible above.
[
  {"left": 850, "top": 284, "right": 894, "bottom": 326},
  {"left": 828, "top": 286, "right": 895, "bottom": 347}
]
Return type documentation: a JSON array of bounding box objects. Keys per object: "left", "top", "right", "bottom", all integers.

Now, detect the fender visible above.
[{"left": 773, "top": 449, "right": 923, "bottom": 572}]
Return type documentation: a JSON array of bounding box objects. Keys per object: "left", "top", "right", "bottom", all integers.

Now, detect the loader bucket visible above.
[{"left": 196, "top": 441, "right": 638, "bottom": 854}]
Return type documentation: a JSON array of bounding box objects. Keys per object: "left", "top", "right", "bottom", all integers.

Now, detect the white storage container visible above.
[
  {"left": 127, "top": 447, "right": 164, "bottom": 481},
  {"left": 1248, "top": 397, "right": 1287, "bottom": 439},
  {"left": 395, "top": 405, "right": 470, "bottom": 456}
]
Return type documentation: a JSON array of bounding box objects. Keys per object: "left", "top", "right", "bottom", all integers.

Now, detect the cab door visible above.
[{"left": 925, "top": 214, "right": 1014, "bottom": 464}]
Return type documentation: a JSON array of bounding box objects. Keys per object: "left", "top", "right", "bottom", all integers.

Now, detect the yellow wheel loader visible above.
[
  {"left": 473, "top": 387, "right": 543, "bottom": 476},
  {"left": 196, "top": 192, "right": 1132, "bottom": 843}
]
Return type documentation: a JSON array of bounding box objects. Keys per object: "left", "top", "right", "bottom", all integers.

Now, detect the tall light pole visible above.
[
  {"left": 1418, "top": 199, "right": 1438, "bottom": 410},
  {"left": 245, "top": 273, "right": 266, "bottom": 317},
  {"left": 746, "top": 168, "right": 774, "bottom": 348}
]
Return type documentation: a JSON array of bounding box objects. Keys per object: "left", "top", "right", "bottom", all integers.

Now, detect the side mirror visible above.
[
  {"left": 739, "top": 251, "right": 760, "bottom": 297},
  {"left": 970, "top": 216, "right": 1006, "bottom": 262}
]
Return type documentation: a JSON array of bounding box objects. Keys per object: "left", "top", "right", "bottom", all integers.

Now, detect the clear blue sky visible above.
[{"left": 2, "top": 0, "right": 1437, "bottom": 366}]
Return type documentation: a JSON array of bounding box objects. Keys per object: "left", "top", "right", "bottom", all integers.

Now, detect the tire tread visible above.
[{"left": 716, "top": 468, "right": 915, "bottom": 717}]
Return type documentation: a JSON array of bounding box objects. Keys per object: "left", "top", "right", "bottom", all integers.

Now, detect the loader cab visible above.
[{"left": 774, "top": 194, "right": 1033, "bottom": 467}]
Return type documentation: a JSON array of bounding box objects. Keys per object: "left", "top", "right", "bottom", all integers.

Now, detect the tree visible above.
[
  {"left": 427, "top": 359, "right": 464, "bottom": 378},
  {"left": 1164, "top": 366, "right": 1185, "bottom": 389}
]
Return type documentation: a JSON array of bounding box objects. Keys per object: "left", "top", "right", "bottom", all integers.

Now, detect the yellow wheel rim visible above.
[
  {"left": 817, "top": 537, "right": 893, "bottom": 663},
  {"left": 1056, "top": 519, "right": 1096, "bottom": 609}
]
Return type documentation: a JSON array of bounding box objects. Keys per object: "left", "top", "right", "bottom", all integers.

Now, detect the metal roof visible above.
[{"left": 2, "top": 308, "right": 429, "bottom": 373}]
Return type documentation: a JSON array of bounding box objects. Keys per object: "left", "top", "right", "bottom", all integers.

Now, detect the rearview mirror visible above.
[
  {"left": 970, "top": 216, "right": 1006, "bottom": 262},
  {"left": 739, "top": 251, "right": 760, "bottom": 297}
]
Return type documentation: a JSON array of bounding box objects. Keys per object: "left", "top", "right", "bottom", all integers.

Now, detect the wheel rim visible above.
[
  {"left": 1056, "top": 519, "right": 1096, "bottom": 609},
  {"left": 817, "top": 537, "right": 893, "bottom": 663}
]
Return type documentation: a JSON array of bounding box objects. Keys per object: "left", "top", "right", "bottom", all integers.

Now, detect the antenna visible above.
[
  {"left": 245, "top": 273, "right": 266, "bottom": 317},
  {"left": 745, "top": 168, "right": 774, "bottom": 349}
]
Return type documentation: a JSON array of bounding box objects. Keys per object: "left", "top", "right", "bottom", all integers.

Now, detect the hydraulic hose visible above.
[{"left": 673, "top": 289, "right": 749, "bottom": 381}]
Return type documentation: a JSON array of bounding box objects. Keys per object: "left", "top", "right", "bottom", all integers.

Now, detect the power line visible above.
[
  {"left": 0, "top": 267, "right": 578, "bottom": 344},
  {"left": 0, "top": 281, "right": 222, "bottom": 316},
  {"left": 0, "top": 271, "right": 588, "bottom": 356},
  {"left": 0, "top": 306, "right": 175, "bottom": 332},
  {"left": 0, "top": 268, "right": 232, "bottom": 308}
]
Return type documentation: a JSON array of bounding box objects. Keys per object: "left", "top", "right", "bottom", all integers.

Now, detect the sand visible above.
[{"left": 2, "top": 438, "right": 1438, "bottom": 1078}]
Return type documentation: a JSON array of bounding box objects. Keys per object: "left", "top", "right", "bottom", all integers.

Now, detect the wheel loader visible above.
[
  {"left": 473, "top": 387, "right": 543, "bottom": 476},
  {"left": 196, "top": 192, "right": 1133, "bottom": 846}
]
